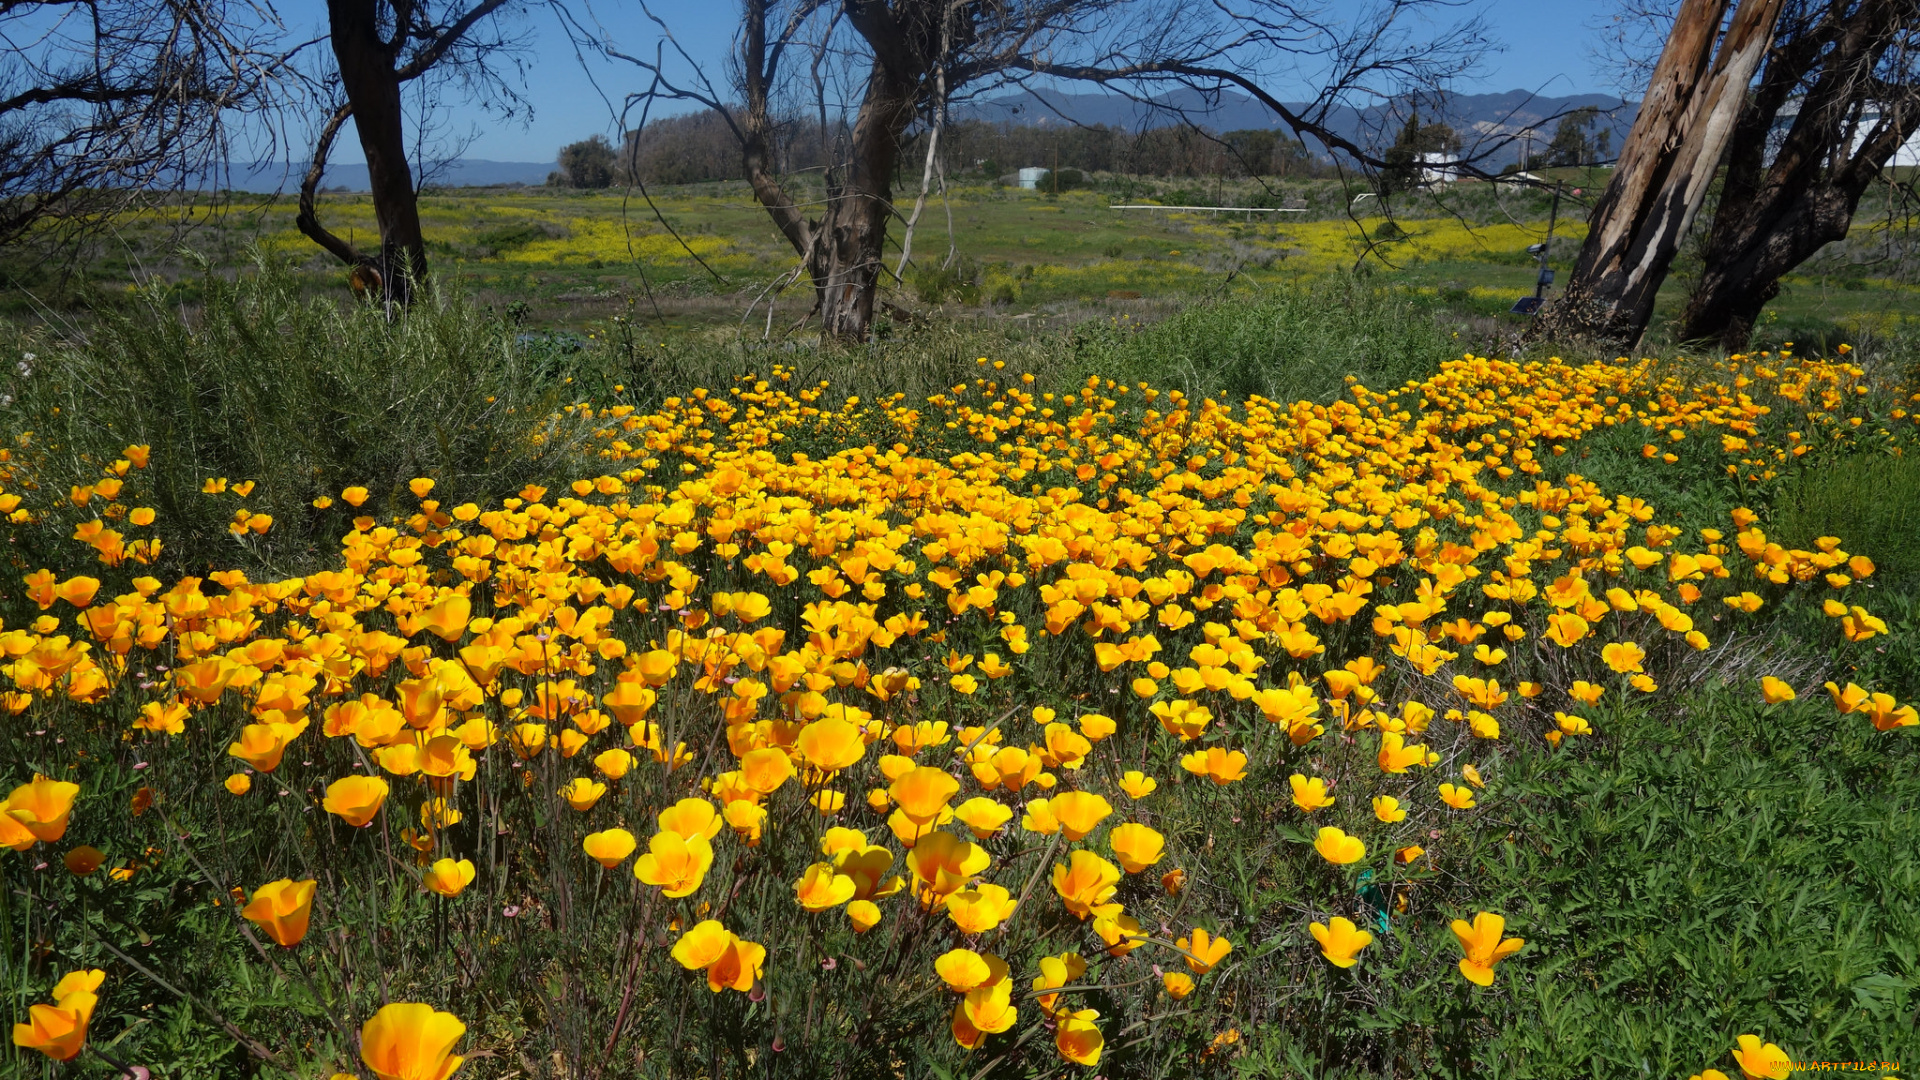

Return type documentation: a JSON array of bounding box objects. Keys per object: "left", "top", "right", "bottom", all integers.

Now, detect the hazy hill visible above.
[{"left": 960, "top": 87, "right": 1637, "bottom": 164}]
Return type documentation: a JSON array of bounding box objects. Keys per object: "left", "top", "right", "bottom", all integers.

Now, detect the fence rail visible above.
[{"left": 1107, "top": 204, "right": 1307, "bottom": 212}]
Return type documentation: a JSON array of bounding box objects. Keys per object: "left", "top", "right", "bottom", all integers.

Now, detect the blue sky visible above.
[{"left": 323, "top": 0, "right": 1627, "bottom": 163}]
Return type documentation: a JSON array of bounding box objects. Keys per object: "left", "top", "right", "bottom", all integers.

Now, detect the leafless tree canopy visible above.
[
  {"left": 583, "top": 0, "right": 1509, "bottom": 340},
  {"left": 591, "top": 0, "right": 1168, "bottom": 338},
  {"left": 0, "top": 0, "right": 289, "bottom": 248}
]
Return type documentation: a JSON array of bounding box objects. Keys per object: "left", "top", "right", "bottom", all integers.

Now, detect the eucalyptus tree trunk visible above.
[
  {"left": 1529, "top": 0, "right": 1787, "bottom": 348},
  {"left": 1680, "top": 0, "right": 1920, "bottom": 350}
]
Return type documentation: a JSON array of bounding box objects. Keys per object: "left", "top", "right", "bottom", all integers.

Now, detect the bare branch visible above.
[
  {"left": 296, "top": 99, "right": 363, "bottom": 266},
  {"left": 0, "top": 0, "right": 290, "bottom": 250}
]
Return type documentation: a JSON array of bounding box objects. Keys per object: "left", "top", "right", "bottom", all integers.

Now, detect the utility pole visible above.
[
  {"left": 1534, "top": 183, "right": 1562, "bottom": 299},
  {"left": 1511, "top": 183, "right": 1562, "bottom": 315}
]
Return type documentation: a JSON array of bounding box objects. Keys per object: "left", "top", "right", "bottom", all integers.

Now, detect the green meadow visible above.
[{"left": 12, "top": 170, "right": 1920, "bottom": 350}]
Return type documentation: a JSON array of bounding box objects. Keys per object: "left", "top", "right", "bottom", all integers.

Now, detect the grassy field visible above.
[
  {"left": 0, "top": 270, "right": 1917, "bottom": 1078},
  {"left": 12, "top": 169, "right": 1920, "bottom": 352},
  {"left": 5, "top": 167, "right": 1920, "bottom": 1077}
]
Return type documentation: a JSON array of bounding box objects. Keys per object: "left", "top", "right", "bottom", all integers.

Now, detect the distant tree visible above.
[
  {"left": 1380, "top": 116, "right": 1421, "bottom": 192},
  {"left": 552, "top": 134, "right": 617, "bottom": 188},
  {"left": 1543, "top": 106, "right": 1601, "bottom": 166},
  {"left": 614, "top": 111, "right": 1328, "bottom": 189},
  {"left": 618, "top": 111, "right": 751, "bottom": 185},
  {"left": 1270, "top": 135, "right": 1318, "bottom": 178},
  {"left": 1037, "top": 167, "right": 1084, "bottom": 191},
  {"left": 0, "top": 0, "right": 285, "bottom": 251},
  {"left": 1222, "top": 129, "right": 1279, "bottom": 175},
  {"left": 1380, "top": 113, "right": 1459, "bottom": 194},
  {"left": 1118, "top": 125, "right": 1218, "bottom": 177}
]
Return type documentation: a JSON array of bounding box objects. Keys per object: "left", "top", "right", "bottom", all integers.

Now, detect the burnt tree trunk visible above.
[
  {"left": 1681, "top": 0, "right": 1920, "bottom": 350},
  {"left": 326, "top": 0, "right": 428, "bottom": 306},
  {"left": 810, "top": 62, "right": 917, "bottom": 338},
  {"left": 735, "top": 0, "right": 966, "bottom": 343},
  {"left": 298, "top": 1, "right": 506, "bottom": 305},
  {"left": 1529, "top": 0, "right": 1786, "bottom": 347}
]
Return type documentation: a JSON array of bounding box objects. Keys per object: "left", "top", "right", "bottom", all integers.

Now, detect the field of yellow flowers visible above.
[{"left": 3, "top": 308, "right": 1918, "bottom": 1078}]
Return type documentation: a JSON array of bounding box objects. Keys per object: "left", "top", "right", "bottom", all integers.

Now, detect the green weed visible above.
[{"left": 1773, "top": 453, "right": 1920, "bottom": 583}]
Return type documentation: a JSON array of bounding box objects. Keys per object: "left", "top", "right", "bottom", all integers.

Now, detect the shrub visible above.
[
  {"left": 0, "top": 256, "right": 612, "bottom": 586},
  {"left": 1035, "top": 168, "right": 1084, "bottom": 192},
  {"left": 910, "top": 260, "right": 983, "bottom": 306}
]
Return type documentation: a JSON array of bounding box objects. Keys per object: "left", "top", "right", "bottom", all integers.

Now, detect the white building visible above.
[
  {"left": 1418, "top": 152, "right": 1462, "bottom": 185},
  {"left": 1773, "top": 102, "right": 1920, "bottom": 166},
  {"left": 1852, "top": 113, "right": 1920, "bottom": 166}
]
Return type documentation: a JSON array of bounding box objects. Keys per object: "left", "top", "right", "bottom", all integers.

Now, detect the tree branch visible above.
[
  {"left": 296, "top": 100, "right": 364, "bottom": 267},
  {"left": 394, "top": 0, "right": 513, "bottom": 81}
]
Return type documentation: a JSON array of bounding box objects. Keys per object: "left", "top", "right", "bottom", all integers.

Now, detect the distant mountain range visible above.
[
  {"left": 204, "top": 87, "right": 1634, "bottom": 192},
  {"left": 959, "top": 87, "right": 1639, "bottom": 165}
]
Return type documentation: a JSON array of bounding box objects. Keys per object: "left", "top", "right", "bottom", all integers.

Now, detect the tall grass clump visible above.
[
  {"left": 0, "top": 257, "right": 613, "bottom": 581},
  {"left": 1068, "top": 275, "right": 1455, "bottom": 404},
  {"left": 1772, "top": 452, "right": 1920, "bottom": 584}
]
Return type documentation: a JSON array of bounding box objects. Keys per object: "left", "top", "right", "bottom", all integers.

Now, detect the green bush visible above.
[
  {"left": 1036, "top": 168, "right": 1084, "bottom": 192},
  {"left": 473, "top": 221, "right": 567, "bottom": 255},
  {"left": 910, "top": 260, "right": 984, "bottom": 306}
]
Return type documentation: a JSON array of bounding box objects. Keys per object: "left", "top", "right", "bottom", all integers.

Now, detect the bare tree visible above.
[
  {"left": 603, "top": 0, "right": 1129, "bottom": 340},
  {"left": 0, "top": 0, "right": 288, "bottom": 250},
  {"left": 295, "top": 0, "right": 530, "bottom": 306},
  {"left": 1680, "top": 0, "right": 1920, "bottom": 349},
  {"left": 1529, "top": 0, "right": 1787, "bottom": 348},
  {"left": 598, "top": 0, "right": 1498, "bottom": 342}
]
